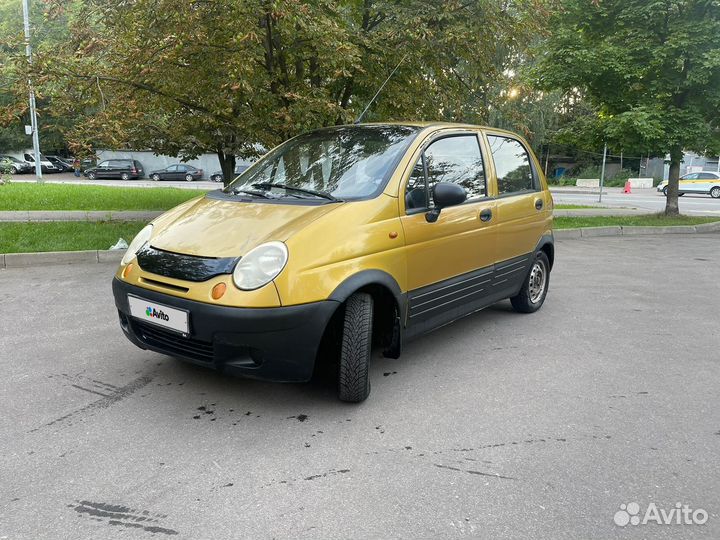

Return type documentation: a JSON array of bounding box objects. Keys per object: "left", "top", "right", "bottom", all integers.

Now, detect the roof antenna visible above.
[{"left": 354, "top": 53, "right": 409, "bottom": 124}]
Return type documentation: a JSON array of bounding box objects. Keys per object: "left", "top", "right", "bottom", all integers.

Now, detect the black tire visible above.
[
  {"left": 10, "top": 165, "right": 18, "bottom": 174},
  {"left": 151, "top": 174, "right": 160, "bottom": 181},
  {"left": 185, "top": 174, "right": 194, "bottom": 182},
  {"left": 662, "top": 186, "right": 669, "bottom": 196},
  {"left": 511, "top": 251, "right": 550, "bottom": 314},
  {"left": 338, "top": 292, "right": 373, "bottom": 403},
  {"left": 121, "top": 172, "right": 130, "bottom": 181},
  {"left": 212, "top": 175, "right": 223, "bottom": 183},
  {"left": 710, "top": 186, "right": 720, "bottom": 199},
  {"left": 87, "top": 171, "right": 96, "bottom": 179}
]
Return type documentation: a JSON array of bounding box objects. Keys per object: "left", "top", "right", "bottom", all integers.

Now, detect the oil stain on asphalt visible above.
[{"left": 69, "top": 500, "right": 179, "bottom": 536}]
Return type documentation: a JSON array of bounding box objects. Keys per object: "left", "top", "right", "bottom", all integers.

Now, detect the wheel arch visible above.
[
  {"left": 535, "top": 234, "right": 555, "bottom": 270},
  {"left": 327, "top": 269, "right": 406, "bottom": 352}
]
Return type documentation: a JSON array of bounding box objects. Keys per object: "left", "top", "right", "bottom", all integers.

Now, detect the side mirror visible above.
[{"left": 425, "top": 182, "right": 467, "bottom": 223}]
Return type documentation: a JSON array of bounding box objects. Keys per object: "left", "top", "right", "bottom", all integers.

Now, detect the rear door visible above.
[
  {"left": 176, "top": 165, "right": 188, "bottom": 180},
  {"left": 400, "top": 130, "right": 497, "bottom": 330},
  {"left": 485, "top": 131, "right": 551, "bottom": 294}
]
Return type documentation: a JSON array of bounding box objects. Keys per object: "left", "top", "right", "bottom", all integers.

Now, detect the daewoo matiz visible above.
[{"left": 113, "top": 123, "right": 554, "bottom": 402}]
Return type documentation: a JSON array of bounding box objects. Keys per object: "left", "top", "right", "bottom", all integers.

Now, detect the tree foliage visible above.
[
  {"left": 536, "top": 0, "right": 720, "bottom": 215},
  {"left": 0, "top": 0, "right": 551, "bottom": 181}
]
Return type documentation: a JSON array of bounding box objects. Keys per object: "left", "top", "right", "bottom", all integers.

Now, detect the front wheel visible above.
[
  {"left": 710, "top": 186, "right": 720, "bottom": 199},
  {"left": 151, "top": 174, "right": 160, "bottom": 181},
  {"left": 338, "top": 292, "right": 373, "bottom": 403},
  {"left": 10, "top": 165, "right": 18, "bottom": 174},
  {"left": 87, "top": 171, "right": 96, "bottom": 179},
  {"left": 511, "top": 252, "right": 550, "bottom": 314},
  {"left": 662, "top": 186, "right": 669, "bottom": 196}
]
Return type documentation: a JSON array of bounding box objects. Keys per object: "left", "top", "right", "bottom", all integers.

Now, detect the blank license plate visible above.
[{"left": 128, "top": 295, "right": 189, "bottom": 334}]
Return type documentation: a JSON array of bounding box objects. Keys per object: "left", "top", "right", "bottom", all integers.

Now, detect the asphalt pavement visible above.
[{"left": 1, "top": 235, "right": 719, "bottom": 539}]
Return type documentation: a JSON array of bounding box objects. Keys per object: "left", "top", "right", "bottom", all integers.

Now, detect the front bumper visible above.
[{"left": 112, "top": 278, "right": 339, "bottom": 382}]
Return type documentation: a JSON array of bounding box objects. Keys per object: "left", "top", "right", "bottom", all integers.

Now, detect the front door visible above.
[{"left": 399, "top": 132, "right": 497, "bottom": 330}]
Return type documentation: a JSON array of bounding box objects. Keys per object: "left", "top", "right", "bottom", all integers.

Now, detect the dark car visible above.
[
  {"left": 210, "top": 164, "right": 249, "bottom": 182},
  {"left": 149, "top": 164, "right": 203, "bottom": 182},
  {"left": 0, "top": 155, "right": 33, "bottom": 174},
  {"left": 46, "top": 155, "right": 74, "bottom": 172},
  {"left": 84, "top": 159, "right": 144, "bottom": 180}
]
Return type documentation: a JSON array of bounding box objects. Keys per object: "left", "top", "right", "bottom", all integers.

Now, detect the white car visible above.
[
  {"left": 657, "top": 171, "right": 720, "bottom": 198},
  {"left": 22, "top": 152, "right": 59, "bottom": 173}
]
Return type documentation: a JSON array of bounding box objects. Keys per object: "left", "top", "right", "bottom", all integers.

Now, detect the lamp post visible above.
[{"left": 22, "top": 0, "right": 42, "bottom": 181}]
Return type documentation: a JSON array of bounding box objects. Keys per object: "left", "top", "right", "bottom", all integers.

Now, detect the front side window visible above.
[
  {"left": 98, "top": 160, "right": 110, "bottom": 168},
  {"left": 488, "top": 135, "right": 537, "bottom": 195},
  {"left": 404, "top": 134, "right": 486, "bottom": 211},
  {"left": 226, "top": 125, "right": 420, "bottom": 201}
]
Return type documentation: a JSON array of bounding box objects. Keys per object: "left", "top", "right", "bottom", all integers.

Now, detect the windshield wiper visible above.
[
  {"left": 251, "top": 182, "right": 340, "bottom": 202},
  {"left": 229, "top": 188, "right": 275, "bottom": 199}
]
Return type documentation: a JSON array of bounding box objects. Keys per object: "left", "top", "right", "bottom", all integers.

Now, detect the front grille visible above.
[{"left": 133, "top": 320, "right": 214, "bottom": 362}]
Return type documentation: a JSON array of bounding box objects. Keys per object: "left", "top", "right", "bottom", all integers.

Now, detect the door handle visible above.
[
  {"left": 479, "top": 208, "right": 493, "bottom": 222},
  {"left": 534, "top": 198, "right": 544, "bottom": 210}
]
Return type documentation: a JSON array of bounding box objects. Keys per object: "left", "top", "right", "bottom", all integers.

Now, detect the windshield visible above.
[{"left": 225, "top": 125, "right": 420, "bottom": 201}]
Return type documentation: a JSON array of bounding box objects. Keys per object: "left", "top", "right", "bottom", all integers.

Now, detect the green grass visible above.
[
  {"left": 0, "top": 182, "right": 205, "bottom": 211},
  {"left": 554, "top": 215, "right": 719, "bottom": 229},
  {"left": 0, "top": 221, "right": 147, "bottom": 253}
]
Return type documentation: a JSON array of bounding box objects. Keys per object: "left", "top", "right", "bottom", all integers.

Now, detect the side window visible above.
[
  {"left": 405, "top": 134, "right": 486, "bottom": 212},
  {"left": 167, "top": 165, "right": 178, "bottom": 172},
  {"left": 683, "top": 173, "right": 698, "bottom": 180},
  {"left": 698, "top": 173, "right": 715, "bottom": 179},
  {"left": 177, "top": 165, "right": 187, "bottom": 172},
  {"left": 98, "top": 160, "right": 110, "bottom": 168},
  {"left": 488, "top": 135, "right": 537, "bottom": 195}
]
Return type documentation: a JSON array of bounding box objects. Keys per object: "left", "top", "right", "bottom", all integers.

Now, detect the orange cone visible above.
[{"left": 623, "top": 181, "right": 632, "bottom": 194}]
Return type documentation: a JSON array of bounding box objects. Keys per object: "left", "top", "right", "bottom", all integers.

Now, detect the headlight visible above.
[
  {"left": 232, "top": 241, "right": 288, "bottom": 290},
  {"left": 121, "top": 224, "right": 153, "bottom": 265}
]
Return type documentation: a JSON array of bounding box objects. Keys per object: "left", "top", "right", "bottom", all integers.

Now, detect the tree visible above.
[
  {"left": 21, "top": 0, "right": 550, "bottom": 183},
  {"left": 535, "top": 0, "right": 720, "bottom": 215}
]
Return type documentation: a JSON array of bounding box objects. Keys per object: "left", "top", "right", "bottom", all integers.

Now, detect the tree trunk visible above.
[
  {"left": 217, "top": 150, "right": 236, "bottom": 188},
  {"left": 664, "top": 146, "right": 682, "bottom": 216}
]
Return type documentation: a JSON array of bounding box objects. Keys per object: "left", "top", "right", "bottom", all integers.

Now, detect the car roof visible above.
[{"left": 331, "top": 122, "right": 527, "bottom": 139}]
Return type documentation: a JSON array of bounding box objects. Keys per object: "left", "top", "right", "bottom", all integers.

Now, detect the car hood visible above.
[{"left": 149, "top": 194, "right": 343, "bottom": 258}]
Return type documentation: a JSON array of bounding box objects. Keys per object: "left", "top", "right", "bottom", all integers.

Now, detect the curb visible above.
[
  {"left": 554, "top": 221, "right": 720, "bottom": 239},
  {"left": 1, "top": 249, "right": 124, "bottom": 269},
  {"left": 2, "top": 222, "right": 719, "bottom": 269},
  {"left": 0, "top": 210, "right": 162, "bottom": 222}
]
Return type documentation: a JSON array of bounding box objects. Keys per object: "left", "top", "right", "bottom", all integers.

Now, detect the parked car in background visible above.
[
  {"left": 657, "top": 171, "right": 720, "bottom": 198},
  {"left": 210, "top": 164, "right": 249, "bottom": 183},
  {"left": 46, "top": 155, "right": 74, "bottom": 172},
  {"left": 0, "top": 155, "right": 33, "bottom": 174},
  {"left": 84, "top": 159, "right": 144, "bottom": 180},
  {"left": 149, "top": 164, "right": 203, "bottom": 182},
  {"left": 23, "top": 153, "right": 59, "bottom": 173}
]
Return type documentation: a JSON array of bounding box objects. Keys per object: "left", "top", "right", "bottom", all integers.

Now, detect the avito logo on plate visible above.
[{"left": 145, "top": 306, "right": 169, "bottom": 321}]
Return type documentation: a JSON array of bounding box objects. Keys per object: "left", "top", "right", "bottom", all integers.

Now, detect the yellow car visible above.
[{"left": 112, "top": 123, "right": 554, "bottom": 402}]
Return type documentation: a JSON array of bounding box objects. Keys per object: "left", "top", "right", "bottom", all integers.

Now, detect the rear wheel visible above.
[
  {"left": 662, "top": 186, "right": 669, "bottom": 196},
  {"left": 338, "top": 292, "right": 373, "bottom": 403},
  {"left": 185, "top": 174, "right": 194, "bottom": 182},
  {"left": 121, "top": 172, "right": 130, "bottom": 181},
  {"left": 511, "top": 252, "right": 550, "bottom": 314},
  {"left": 710, "top": 186, "right": 720, "bottom": 199}
]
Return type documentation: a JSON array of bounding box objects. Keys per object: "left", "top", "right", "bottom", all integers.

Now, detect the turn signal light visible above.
[
  {"left": 122, "top": 263, "right": 134, "bottom": 279},
  {"left": 211, "top": 282, "right": 227, "bottom": 300}
]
